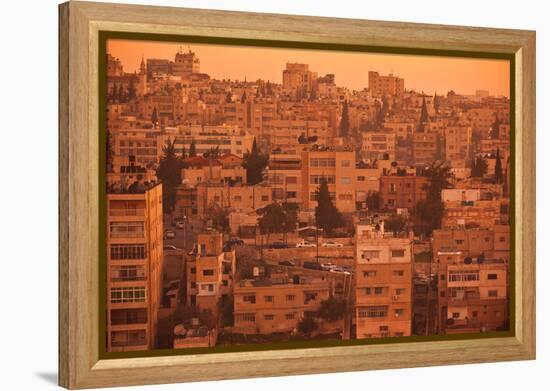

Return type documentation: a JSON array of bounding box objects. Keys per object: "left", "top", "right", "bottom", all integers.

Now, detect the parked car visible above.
[
  {"left": 331, "top": 267, "right": 351, "bottom": 275},
  {"left": 296, "top": 240, "right": 316, "bottom": 248},
  {"left": 269, "top": 241, "right": 289, "bottom": 249},
  {"left": 164, "top": 230, "right": 176, "bottom": 239},
  {"left": 225, "top": 237, "right": 245, "bottom": 246},
  {"left": 175, "top": 221, "right": 185, "bottom": 229},
  {"left": 321, "top": 241, "right": 343, "bottom": 248},
  {"left": 303, "top": 261, "right": 323, "bottom": 271},
  {"left": 320, "top": 262, "right": 337, "bottom": 271},
  {"left": 278, "top": 260, "right": 296, "bottom": 267},
  {"left": 163, "top": 244, "right": 178, "bottom": 251}
]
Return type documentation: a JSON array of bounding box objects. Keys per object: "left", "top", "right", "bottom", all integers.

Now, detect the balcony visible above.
[{"left": 109, "top": 208, "right": 145, "bottom": 217}]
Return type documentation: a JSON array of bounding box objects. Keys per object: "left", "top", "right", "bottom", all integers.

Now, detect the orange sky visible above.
[{"left": 107, "top": 39, "right": 510, "bottom": 97}]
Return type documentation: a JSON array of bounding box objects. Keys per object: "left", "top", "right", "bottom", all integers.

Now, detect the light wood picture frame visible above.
[{"left": 59, "top": 1, "right": 536, "bottom": 389}]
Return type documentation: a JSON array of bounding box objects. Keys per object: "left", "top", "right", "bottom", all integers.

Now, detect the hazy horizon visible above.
[{"left": 107, "top": 39, "right": 510, "bottom": 97}]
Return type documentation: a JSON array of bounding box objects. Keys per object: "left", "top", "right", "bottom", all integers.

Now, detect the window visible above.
[
  {"left": 286, "top": 176, "right": 297, "bottom": 184},
  {"left": 202, "top": 269, "right": 214, "bottom": 276},
  {"left": 341, "top": 177, "right": 351, "bottom": 185},
  {"left": 392, "top": 270, "right": 405, "bottom": 277},
  {"left": 361, "top": 250, "right": 380, "bottom": 260},
  {"left": 237, "top": 313, "right": 255, "bottom": 322},
  {"left": 488, "top": 290, "right": 498, "bottom": 297},
  {"left": 487, "top": 273, "right": 498, "bottom": 280},
  {"left": 286, "top": 191, "right": 297, "bottom": 199},
  {"left": 261, "top": 195, "right": 269, "bottom": 201},
  {"left": 286, "top": 294, "right": 295, "bottom": 301},
  {"left": 440, "top": 274, "right": 446, "bottom": 281},
  {"left": 338, "top": 193, "right": 353, "bottom": 200},
  {"left": 310, "top": 175, "right": 335, "bottom": 185},
  {"left": 190, "top": 282, "right": 196, "bottom": 289},
  {"left": 264, "top": 314, "right": 275, "bottom": 321},
  {"left": 243, "top": 295, "right": 256, "bottom": 304},
  {"left": 358, "top": 306, "right": 388, "bottom": 318},
  {"left": 363, "top": 270, "right": 377, "bottom": 277},
  {"left": 285, "top": 313, "right": 295, "bottom": 320},
  {"left": 395, "top": 288, "right": 405, "bottom": 295},
  {"left": 357, "top": 176, "right": 365, "bottom": 181},
  {"left": 374, "top": 287, "right": 385, "bottom": 295},
  {"left": 110, "top": 287, "right": 146, "bottom": 303},
  {"left": 110, "top": 222, "right": 144, "bottom": 238},
  {"left": 233, "top": 195, "right": 242, "bottom": 202},
  {"left": 394, "top": 309, "right": 404, "bottom": 317},
  {"left": 448, "top": 271, "right": 479, "bottom": 282},
  {"left": 452, "top": 312, "right": 460, "bottom": 319},
  {"left": 264, "top": 295, "right": 274, "bottom": 303},
  {"left": 389, "top": 183, "right": 397, "bottom": 193},
  {"left": 391, "top": 249, "right": 405, "bottom": 258},
  {"left": 110, "top": 309, "right": 147, "bottom": 325},
  {"left": 190, "top": 267, "right": 196, "bottom": 274},
  {"left": 110, "top": 244, "right": 146, "bottom": 260},
  {"left": 472, "top": 311, "right": 479, "bottom": 318},
  {"left": 379, "top": 325, "right": 389, "bottom": 331},
  {"left": 110, "top": 265, "right": 146, "bottom": 282},
  {"left": 111, "top": 330, "right": 146, "bottom": 347}
]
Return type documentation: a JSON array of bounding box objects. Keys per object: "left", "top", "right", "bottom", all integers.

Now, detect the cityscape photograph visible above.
[{"left": 104, "top": 38, "right": 511, "bottom": 352}]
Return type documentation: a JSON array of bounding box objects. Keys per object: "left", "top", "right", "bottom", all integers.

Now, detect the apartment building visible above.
[
  {"left": 185, "top": 232, "right": 236, "bottom": 315},
  {"left": 301, "top": 147, "right": 356, "bottom": 213},
  {"left": 233, "top": 269, "right": 337, "bottom": 335},
  {"left": 106, "top": 183, "right": 163, "bottom": 351},
  {"left": 445, "top": 125, "right": 472, "bottom": 161},
  {"left": 442, "top": 199, "right": 506, "bottom": 229},
  {"left": 368, "top": 71, "right": 405, "bottom": 98},
  {"left": 110, "top": 127, "right": 162, "bottom": 170},
  {"left": 436, "top": 250, "right": 508, "bottom": 334},
  {"left": 354, "top": 224, "right": 413, "bottom": 338},
  {"left": 282, "top": 63, "right": 318, "bottom": 93},
  {"left": 267, "top": 152, "right": 302, "bottom": 204},
  {"left": 168, "top": 126, "right": 254, "bottom": 158},
  {"left": 171, "top": 49, "right": 200, "bottom": 77},
  {"left": 181, "top": 155, "right": 245, "bottom": 186},
  {"left": 361, "top": 130, "right": 396, "bottom": 161},
  {"left": 379, "top": 174, "right": 428, "bottom": 211},
  {"left": 195, "top": 183, "right": 272, "bottom": 217}
]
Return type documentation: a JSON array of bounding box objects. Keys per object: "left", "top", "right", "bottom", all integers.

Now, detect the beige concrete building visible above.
[
  {"left": 354, "top": 224, "right": 413, "bottom": 338},
  {"left": 185, "top": 232, "right": 236, "bottom": 315},
  {"left": 106, "top": 183, "right": 164, "bottom": 351},
  {"left": 196, "top": 183, "right": 272, "bottom": 218},
  {"left": 301, "top": 148, "right": 356, "bottom": 213},
  {"left": 282, "top": 63, "right": 318, "bottom": 93},
  {"left": 361, "top": 131, "right": 396, "bottom": 161},
  {"left": 445, "top": 125, "right": 472, "bottom": 161},
  {"left": 368, "top": 71, "right": 405, "bottom": 98},
  {"left": 436, "top": 250, "right": 508, "bottom": 334}
]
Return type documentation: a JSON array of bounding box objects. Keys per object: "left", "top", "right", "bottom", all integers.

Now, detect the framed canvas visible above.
[{"left": 59, "top": 1, "right": 536, "bottom": 389}]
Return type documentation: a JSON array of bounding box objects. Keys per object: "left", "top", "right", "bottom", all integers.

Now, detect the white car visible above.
[
  {"left": 175, "top": 221, "right": 185, "bottom": 229},
  {"left": 296, "top": 241, "right": 316, "bottom": 248},
  {"left": 331, "top": 267, "right": 351, "bottom": 275},
  {"left": 321, "top": 241, "right": 343, "bottom": 248},
  {"left": 321, "top": 262, "right": 337, "bottom": 271}
]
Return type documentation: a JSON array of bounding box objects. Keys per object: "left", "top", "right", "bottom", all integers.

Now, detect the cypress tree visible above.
[
  {"left": 339, "top": 100, "right": 350, "bottom": 138},
  {"left": 189, "top": 139, "right": 197, "bottom": 157}
]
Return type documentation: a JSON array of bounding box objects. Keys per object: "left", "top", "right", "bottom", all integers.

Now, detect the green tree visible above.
[
  {"left": 189, "top": 139, "right": 197, "bottom": 157},
  {"left": 155, "top": 138, "right": 182, "bottom": 213},
  {"left": 315, "top": 176, "right": 344, "bottom": 234},
  {"left": 366, "top": 191, "right": 381, "bottom": 211},
  {"left": 494, "top": 148, "right": 503, "bottom": 184},
  {"left": 339, "top": 100, "right": 350, "bottom": 137},
  {"left": 205, "top": 202, "right": 229, "bottom": 232},
  {"left": 127, "top": 77, "right": 137, "bottom": 101},
  {"left": 417, "top": 96, "right": 429, "bottom": 132},
  {"left": 471, "top": 155, "right": 488, "bottom": 178},
  {"left": 413, "top": 162, "right": 453, "bottom": 236},
  {"left": 316, "top": 296, "right": 347, "bottom": 322},
  {"left": 241, "top": 91, "right": 247, "bottom": 103},
  {"left": 220, "top": 296, "right": 234, "bottom": 327},
  {"left": 297, "top": 315, "right": 318, "bottom": 336},
  {"left": 257, "top": 202, "right": 298, "bottom": 244},
  {"left": 151, "top": 107, "right": 159, "bottom": 128},
  {"left": 106, "top": 129, "right": 114, "bottom": 173},
  {"left": 242, "top": 138, "right": 268, "bottom": 185},
  {"left": 490, "top": 115, "right": 501, "bottom": 139},
  {"left": 385, "top": 215, "right": 407, "bottom": 234},
  {"left": 225, "top": 91, "right": 233, "bottom": 103}
]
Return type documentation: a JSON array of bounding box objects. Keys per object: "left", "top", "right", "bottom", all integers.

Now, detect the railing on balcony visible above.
[{"left": 109, "top": 209, "right": 145, "bottom": 217}]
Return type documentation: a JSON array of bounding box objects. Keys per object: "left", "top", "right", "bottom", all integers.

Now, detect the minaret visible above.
[
  {"left": 138, "top": 54, "right": 147, "bottom": 96},
  {"left": 139, "top": 54, "right": 146, "bottom": 75}
]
